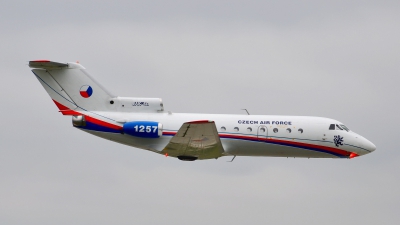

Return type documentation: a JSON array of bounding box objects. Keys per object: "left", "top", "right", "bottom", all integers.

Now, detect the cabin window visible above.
[
  {"left": 273, "top": 128, "right": 278, "bottom": 133},
  {"left": 247, "top": 127, "right": 252, "bottom": 132},
  {"left": 286, "top": 128, "right": 291, "bottom": 133},
  {"left": 260, "top": 128, "right": 266, "bottom": 133},
  {"left": 234, "top": 127, "right": 239, "bottom": 132},
  {"left": 221, "top": 126, "right": 226, "bottom": 131},
  {"left": 298, "top": 128, "right": 303, "bottom": 133},
  {"left": 329, "top": 124, "right": 335, "bottom": 130}
]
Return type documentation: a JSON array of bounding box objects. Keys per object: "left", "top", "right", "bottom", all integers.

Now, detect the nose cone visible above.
[
  {"left": 365, "top": 139, "right": 376, "bottom": 152},
  {"left": 358, "top": 135, "right": 376, "bottom": 154}
]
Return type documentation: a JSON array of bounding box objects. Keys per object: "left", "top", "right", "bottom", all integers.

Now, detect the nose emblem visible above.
[{"left": 334, "top": 135, "right": 344, "bottom": 147}]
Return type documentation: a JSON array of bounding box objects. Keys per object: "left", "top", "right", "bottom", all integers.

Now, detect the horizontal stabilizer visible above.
[{"left": 29, "top": 60, "right": 68, "bottom": 69}]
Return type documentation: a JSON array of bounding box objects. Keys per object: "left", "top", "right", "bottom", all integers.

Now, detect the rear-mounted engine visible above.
[{"left": 72, "top": 115, "right": 86, "bottom": 127}]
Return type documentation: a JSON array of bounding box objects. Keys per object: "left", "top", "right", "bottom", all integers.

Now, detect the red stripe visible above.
[
  {"left": 52, "top": 100, "right": 122, "bottom": 130},
  {"left": 166, "top": 131, "right": 350, "bottom": 156},
  {"left": 53, "top": 99, "right": 70, "bottom": 111},
  {"left": 32, "top": 59, "right": 50, "bottom": 62},
  {"left": 220, "top": 133, "right": 259, "bottom": 141},
  {"left": 220, "top": 133, "right": 349, "bottom": 156},
  {"left": 187, "top": 120, "right": 213, "bottom": 124},
  {"left": 268, "top": 138, "right": 350, "bottom": 156},
  {"left": 51, "top": 100, "right": 350, "bottom": 157},
  {"left": 163, "top": 131, "right": 176, "bottom": 135},
  {"left": 59, "top": 110, "right": 80, "bottom": 116}
]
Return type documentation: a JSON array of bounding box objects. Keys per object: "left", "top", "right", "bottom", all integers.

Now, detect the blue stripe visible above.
[
  {"left": 79, "top": 121, "right": 121, "bottom": 133},
  {"left": 266, "top": 140, "right": 346, "bottom": 158},
  {"left": 165, "top": 131, "right": 347, "bottom": 157},
  {"left": 224, "top": 136, "right": 347, "bottom": 158},
  {"left": 164, "top": 129, "right": 369, "bottom": 153}
]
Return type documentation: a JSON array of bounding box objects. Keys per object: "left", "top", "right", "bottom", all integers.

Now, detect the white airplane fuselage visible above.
[
  {"left": 81, "top": 111, "right": 375, "bottom": 158},
  {"left": 29, "top": 60, "right": 376, "bottom": 160}
]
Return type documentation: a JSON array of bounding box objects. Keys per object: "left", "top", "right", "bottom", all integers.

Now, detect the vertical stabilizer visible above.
[{"left": 30, "top": 60, "right": 115, "bottom": 112}]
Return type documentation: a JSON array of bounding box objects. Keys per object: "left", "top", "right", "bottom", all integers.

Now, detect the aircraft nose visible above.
[
  {"left": 360, "top": 137, "right": 376, "bottom": 153},
  {"left": 356, "top": 135, "right": 376, "bottom": 155},
  {"left": 365, "top": 140, "right": 376, "bottom": 152}
]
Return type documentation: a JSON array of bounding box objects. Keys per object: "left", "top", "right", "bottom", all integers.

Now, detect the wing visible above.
[{"left": 162, "top": 120, "right": 224, "bottom": 160}]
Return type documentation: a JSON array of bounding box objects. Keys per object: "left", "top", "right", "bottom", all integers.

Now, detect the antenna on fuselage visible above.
[
  {"left": 241, "top": 109, "right": 250, "bottom": 115},
  {"left": 227, "top": 155, "right": 236, "bottom": 162}
]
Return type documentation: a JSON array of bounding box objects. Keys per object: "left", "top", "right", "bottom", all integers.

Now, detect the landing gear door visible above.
[{"left": 257, "top": 126, "right": 268, "bottom": 141}]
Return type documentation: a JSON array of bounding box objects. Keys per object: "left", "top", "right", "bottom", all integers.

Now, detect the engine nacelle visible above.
[
  {"left": 123, "top": 121, "right": 163, "bottom": 138},
  {"left": 72, "top": 115, "right": 86, "bottom": 127}
]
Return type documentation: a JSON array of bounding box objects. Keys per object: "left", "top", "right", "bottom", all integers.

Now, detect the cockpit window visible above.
[
  {"left": 340, "top": 124, "right": 350, "bottom": 132},
  {"left": 329, "top": 124, "right": 335, "bottom": 130},
  {"left": 336, "top": 124, "right": 343, "bottom": 130}
]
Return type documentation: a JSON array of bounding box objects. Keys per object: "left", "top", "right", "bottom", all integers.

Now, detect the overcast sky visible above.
[{"left": 1, "top": 1, "right": 399, "bottom": 224}]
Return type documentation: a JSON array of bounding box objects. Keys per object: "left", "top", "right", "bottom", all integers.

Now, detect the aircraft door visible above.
[{"left": 257, "top": 126, "right": 268, "bottom": 141}]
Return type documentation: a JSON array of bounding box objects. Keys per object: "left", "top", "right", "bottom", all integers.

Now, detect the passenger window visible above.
[
  {"left": 298, "top": 128, "right": 303, "bottom": 133},
  {"left": 221, "top": 126, "right": 226, "bottom": 131},
  {"left": 329, "top": 124, "right": 335, "bottom": 130},
  {"left": 234, "top": 127, "right": 239, "bottom": 132},
  {"left": 260, "top": 128, "right": 266, "bottom": 132},
  {"left": 273, "top": 128, "right": 278, "bottom": 133},
  {"left": 247, "top": 127, "right": 252, "bottom": 132},
  {"left": 286, "top": 128, "right": 291, "bottom": 133}
]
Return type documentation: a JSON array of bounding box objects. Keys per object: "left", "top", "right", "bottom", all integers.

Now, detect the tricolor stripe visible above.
[
  {"left": 51, "top": 100, "right": 351, "bottom": 158},
  {"left": 163, "top": 131, "right": 351, "bottom": 158},
  {"left": 53, "top": 100, "right": 122, "bottom": 132}
]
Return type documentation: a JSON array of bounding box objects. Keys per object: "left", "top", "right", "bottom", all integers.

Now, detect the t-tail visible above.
[{"left": 29, "top": 60, "right": 164, "bottom": 117}]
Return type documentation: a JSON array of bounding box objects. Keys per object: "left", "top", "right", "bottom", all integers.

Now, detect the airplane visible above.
[{"left": 28, "top": 60, "right": 376, "bottom": 161}]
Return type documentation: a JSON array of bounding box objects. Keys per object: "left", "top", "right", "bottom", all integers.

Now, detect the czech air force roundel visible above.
[{"left": 80, "top": 85, "right": 93, "bottom": 98}]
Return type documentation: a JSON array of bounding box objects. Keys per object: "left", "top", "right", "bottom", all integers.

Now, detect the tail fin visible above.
[{"left": 30, "top": 60, "right": 115, "bottom": 113}]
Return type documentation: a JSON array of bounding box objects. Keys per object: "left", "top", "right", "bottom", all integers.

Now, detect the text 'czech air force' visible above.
[{"left": 238, "top": 120, "right": 292, "bottom": 125}]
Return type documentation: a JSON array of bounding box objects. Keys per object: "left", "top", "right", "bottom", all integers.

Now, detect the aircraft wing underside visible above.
[{"left": 162, "top": 120, "right": 224, "bottom": 160}]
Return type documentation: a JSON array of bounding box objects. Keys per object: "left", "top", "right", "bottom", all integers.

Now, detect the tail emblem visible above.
[{"left": 80, "top": 85, "right": 93, "bottom": 98}]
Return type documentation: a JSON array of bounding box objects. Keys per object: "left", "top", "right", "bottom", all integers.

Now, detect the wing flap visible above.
[{"left": 163, "top": 120, "right": 224, "bottom": 160}]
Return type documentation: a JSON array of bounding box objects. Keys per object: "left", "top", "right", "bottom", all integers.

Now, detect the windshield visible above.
[{"left": 339, "top": 124, "right": 350, "bottom": 132}]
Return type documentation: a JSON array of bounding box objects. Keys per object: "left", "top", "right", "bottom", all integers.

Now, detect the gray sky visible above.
[{"left": 0, "top": 1, "right": 399, "bottom": 224}]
